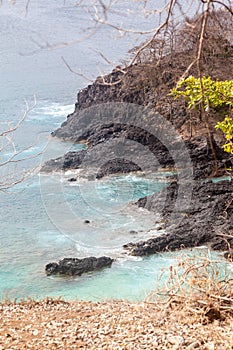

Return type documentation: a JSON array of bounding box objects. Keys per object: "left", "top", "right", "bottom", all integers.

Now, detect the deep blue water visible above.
[{"left": 0, "top": 0, "right": 229, "bottom": 301}]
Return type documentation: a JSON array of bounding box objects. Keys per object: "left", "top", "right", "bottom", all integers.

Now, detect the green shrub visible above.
[{"left": 171, "top": 76, "right": 233, "bottom": 153}]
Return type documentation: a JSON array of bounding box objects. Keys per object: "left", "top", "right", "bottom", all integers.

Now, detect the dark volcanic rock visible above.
[
  {"left": 41, "top": 103, "right": 195, "bottom": 178},
  {"left": 68, "top": 177, "right": 77, "bottom": 182},
  {"left": 45, "top": 263, "right": 59, "bottom": 275},
  {"left": 41, "top": 133, "right": 229, "bottom": 180},
  {"left": 46, "top": 26, "right": 233, "bottom": 179},
  {"left": 41, "top": 20, "right": 233, "bottom": 258},
  {"left": 45, "top": 256, "right": 114, "bottom": 276},
  {"left": 41, "top": 150, "right": 87, "bottom": 172},
  {"left": 96, "top": 158, "right": 141, "bottom": 179},
  {"left": 124, "top": 180, "right": 233, "bottom": 255},
  {"left": 42, "top": 92, "right": 231, "bottom": 179}
]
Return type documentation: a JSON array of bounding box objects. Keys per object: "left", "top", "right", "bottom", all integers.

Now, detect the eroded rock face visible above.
[
  {"left": 45, "top": 257, "right": 114, "bottom": 276},
  {"left": 41, "top": 50, "right": 232, "bottom": 180},
  {"left": 43, "top": 124, "right": 228, "bottom": 180},
  {"left": 42, "top": 101, "right": 230, "bottom": 180},
  {"left": 124, "top": 180, "right": 233, "bottom": 255},
  {"left": 41, "top": 150, "right": 87, "bottom": 173}
]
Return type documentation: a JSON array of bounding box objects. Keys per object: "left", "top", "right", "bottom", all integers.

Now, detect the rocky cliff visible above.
[{"left": 42, "top": 12, "right": 233, "bottom": 255}]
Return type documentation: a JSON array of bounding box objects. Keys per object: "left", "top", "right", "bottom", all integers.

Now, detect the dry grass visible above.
[
  {"left": 1, "top": 254, "right": 233, "bottom": 349},
  {"left": 148, "top": 253, "right": 233, "bottom": 320}
]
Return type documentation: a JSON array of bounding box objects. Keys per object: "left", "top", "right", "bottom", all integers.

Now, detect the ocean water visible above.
[{"left": 0, "top": 0, "right": 229, "bottom": 302}]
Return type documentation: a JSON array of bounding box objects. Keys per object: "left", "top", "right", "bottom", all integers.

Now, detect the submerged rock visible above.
[
  {"left": 45, "top": 256, "right": 114, "bottom": 276},
  {"left": 68, "top": 177, "right": 77, "bottom": 182}
]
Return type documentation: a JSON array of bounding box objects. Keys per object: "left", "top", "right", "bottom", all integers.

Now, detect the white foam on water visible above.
[
  {"left": 36, "top": 103, "right": 74, "bottom": 116},
  {"left": 64, "top": 169, "right": 83, "bottom": 177},
  {"left": 26, "top": 103, "right": 74, "bottom": 123}
]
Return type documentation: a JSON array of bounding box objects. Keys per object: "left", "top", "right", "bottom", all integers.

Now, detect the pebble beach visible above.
[{"left": 1, "top": 299, "right": 233, "bottom": 349}]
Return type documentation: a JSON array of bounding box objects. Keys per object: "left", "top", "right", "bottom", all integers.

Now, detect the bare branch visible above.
[
  {"left": 129, "top": 0, "right": 176, "bottom": 66},
  {"left": 61, "top": 56, "right": 94, "bottom": 82},
  {"left": 93, "top": 49, "right": 113, "bottom": 65},
  {"left": 212, "top": 0, "right": 233, "bottom": 15},
  {"left": 0, "top": 96, "right": 36, "bottom": 137},
  {"left": 92, "top": 1, "right": 175, "bottom": 37},
  {"left": 24, "top": 0, "right": 30, "bottom": 16},
  {"left": 0, "top": 97, "right": 46, "bottom": 192}
]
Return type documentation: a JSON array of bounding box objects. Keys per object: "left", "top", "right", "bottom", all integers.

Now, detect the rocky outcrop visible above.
[
  {"left": 95, "top": 158, "right": 141, "bottom": 179},
  {"left": 124, "top": 180, "right": 233, "bottom": 255},
  {"left": 41, "top": 150, "right": 87, "bottom": 172},
  {"left": 42, "top": 67, "right": 231, "bottom": 180},
  {"left": 42, "top": 14, "right": 233, "bottom": 259},
  {"left": 45, "top": 257, "right": 114, "bottom": 276},
  {"left": 45, "top": 13, "right": 233, "bottom": 180},
  {"left": 42, "top": 131, "right": 229, "bottom": 180}
]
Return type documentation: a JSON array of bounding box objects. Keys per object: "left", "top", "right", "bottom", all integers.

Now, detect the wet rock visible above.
[
  {"left": 125, "top": 180, "right": 233, "bottom": 256},
  {"left": 96, "top": 158, "right": 141, "bottom": 179},
  {"left": 45, "top": 257, "right": 114, "bottom": 276},
  {"left": 129, "top": 230, "right": 137, "bottom": 235},
  {"left": 68, "top": 177, "right": 77, "bottom": 182},
  {"left": 45, "top": 263, "right": 59, "bottom": 275},
  {"left": 41, "top": 150, "right": 87, "bottom": 173}
]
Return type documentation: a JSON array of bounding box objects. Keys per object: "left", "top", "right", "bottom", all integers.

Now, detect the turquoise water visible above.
[
  {"left": 0, "top": 1, "right": 230, "bottom": 302},
  {"left": 0, "top": 101, "right": 229, "bottom": 302},
  {"left": 0, "top": 144, "right": 173, "bottom": 300}
]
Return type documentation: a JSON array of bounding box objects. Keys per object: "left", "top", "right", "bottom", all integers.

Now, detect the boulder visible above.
[{"left": 45, "top": 256, "right": 114, "bottom": 276}]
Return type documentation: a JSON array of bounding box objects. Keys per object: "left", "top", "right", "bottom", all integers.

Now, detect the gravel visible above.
[{"left": 1, "top": 299, "right": 233, "bottom": 349}]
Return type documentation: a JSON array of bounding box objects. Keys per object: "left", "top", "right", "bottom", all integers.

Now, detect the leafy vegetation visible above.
[{"left": 171, "top": 76, "right": 233, "bottom": 153}]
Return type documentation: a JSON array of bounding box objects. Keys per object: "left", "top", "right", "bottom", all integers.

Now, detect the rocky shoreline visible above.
[
  {"left": 124, "top": 179, "right": 233, "bottom": 255},
  {"left": 42, "top": 35, "right": 233, "bottom": 265}
]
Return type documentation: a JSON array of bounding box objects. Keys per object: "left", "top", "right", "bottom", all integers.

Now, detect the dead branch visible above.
[
  {"left": 129, "top": 0, "right": 175, "bottom": 66},
  {"left": 61, "top": 56, "right": 94, "bottom": 82},
  {"left": 0, "top": 97, "right": 46, "bottom": 192}
]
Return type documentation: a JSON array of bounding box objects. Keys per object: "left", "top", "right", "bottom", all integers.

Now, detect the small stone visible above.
[
  {"left": 203, "top": 342, "right": 215, "bottom": 350},
  {"left": 167, "top": 335, "right": 184, "bottom": 346},
  {"left": 186, "top": 341, "right": 201, "bottom": 349},
  {"left": 32, "top": 329, "right": 39, "bottom": 336}
]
